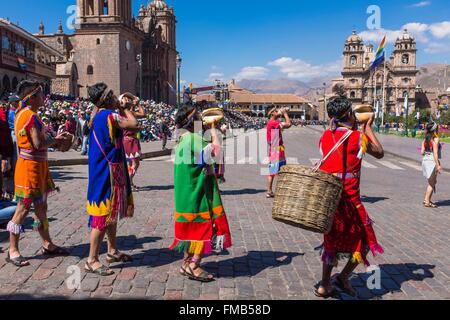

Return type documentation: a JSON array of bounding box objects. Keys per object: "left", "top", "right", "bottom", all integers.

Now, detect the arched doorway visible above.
[
  {"left": 71, "top": 63, "right": 79, "bottom": 97},
  {"left": 3, "top": 75, "right": 11, "bottom": 93}
]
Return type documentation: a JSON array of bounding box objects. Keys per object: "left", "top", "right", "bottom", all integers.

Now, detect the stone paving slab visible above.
[{"left": 0, "top": 127, "right": 449, "bottom": 300}]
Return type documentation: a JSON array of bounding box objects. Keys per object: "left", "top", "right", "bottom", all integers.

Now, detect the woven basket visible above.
[{"left": 272, "top": 165, "right": 343, "bottom": 234}]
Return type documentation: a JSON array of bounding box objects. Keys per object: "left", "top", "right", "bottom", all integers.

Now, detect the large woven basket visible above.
[{"left": 272, "top": 165, "right": 343, "bottom": 234}]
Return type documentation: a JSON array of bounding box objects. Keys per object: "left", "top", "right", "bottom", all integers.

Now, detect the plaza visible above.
[{"left": 0, "top": 127, "right": 448, "bottom": 300}]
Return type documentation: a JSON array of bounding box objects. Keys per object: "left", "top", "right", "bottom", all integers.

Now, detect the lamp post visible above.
[
  {"left": 136, "top": 54, "right": 143, "bottom": 98},
  {"left": 316, "top": 82, "right": 327, "bottom": 127},
  {"left": 176, "top": 53, "right": 182, "bottom": 109},
  {"left": 403, "top": 91, "right": 410, "bottom": 136}
]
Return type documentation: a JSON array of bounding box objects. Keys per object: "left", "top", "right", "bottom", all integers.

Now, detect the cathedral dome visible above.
[
  {"left": 149, "top": 0, "right": 168, "bottom": 11},
  {"left": 347, "top": 30, "right": 362, "bottom": 43},
  {"left": 400, "top": 29, "right": 414, "bottom": 41}
]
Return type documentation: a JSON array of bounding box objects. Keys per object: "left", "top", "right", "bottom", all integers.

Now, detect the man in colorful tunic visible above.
[
  {"left": 266, "top": 106, "right": 292, "bottom": 198},
  {"left": 85, "top": 83, "right": 138, "bottom": 276},
  {"left": 314, "top": 95, "right": 384, "bottom": 298},
  {"left": 6, "top": 81, "right": 72, "bottom": 267},
  {"left": 170, "top": 104, "right": 232, "bottom": 282}
]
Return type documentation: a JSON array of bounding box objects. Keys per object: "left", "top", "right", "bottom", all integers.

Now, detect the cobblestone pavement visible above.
[{"left": 0, "top": 127, "right": 449, "bottom": 300}]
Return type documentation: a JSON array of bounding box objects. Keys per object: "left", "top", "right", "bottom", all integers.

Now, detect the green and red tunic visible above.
[{"left": 170, "top": 132, "right": 232, "bottom": 255}]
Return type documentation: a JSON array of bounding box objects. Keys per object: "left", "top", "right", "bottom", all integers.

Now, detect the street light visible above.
[
  {"left": 136, "top": 54, "right": 143, "bottom": 98},
  {"left": 176, "top": 53, "right": 182, "bottom": 109},
  {"left": 403, "top": 90, "right": 410, "bottom": 136}
]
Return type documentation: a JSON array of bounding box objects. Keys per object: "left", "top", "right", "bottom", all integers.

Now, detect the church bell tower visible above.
[{"left": 76, "top": 0, "right": 133, "bottom": 28}]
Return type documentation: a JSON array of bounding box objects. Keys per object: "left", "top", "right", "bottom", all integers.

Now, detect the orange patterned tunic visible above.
[{"left": 14, "top": 107, "right": 56, "bottom": 206}]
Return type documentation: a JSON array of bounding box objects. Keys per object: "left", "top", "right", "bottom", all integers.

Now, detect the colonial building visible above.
[
  {"left": 37, "top": 0, "right": 177, "bottom": 104},
  {"left": 341, "top": 29, "right": 419, "bottom": 115},
  {"left": 195, "top": 80, "right": 318, "bottom": 120},
  {"left": 0, "top": 18, "right": 62, "bottom": 98}
]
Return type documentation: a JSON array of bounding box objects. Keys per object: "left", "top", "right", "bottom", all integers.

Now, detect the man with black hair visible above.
[
  {"left": 6, "top": 80, "right": 72, "bottom": 267},
  {"left": 170, "top": 104, "right": 232, "bottom": 283},
  {"left": 85, "top": 83, "right": 138, "bottom": 276},
  {"left": 313, "top": 94, "right": 384, "bottom": 298},
  {"left": 266, "top": 106, "right": 292, "bottom": 198}
]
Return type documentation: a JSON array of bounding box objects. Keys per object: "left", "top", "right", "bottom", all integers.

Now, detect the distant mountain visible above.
[
  {"left": 237, "top": 79, "right": 311, "bottom": 96},
  {"left": 236, "top": 63, "right": 450, "bottom": 103},
  {"left": 417, "top": 63, "right": 450, "bottom": 92}
]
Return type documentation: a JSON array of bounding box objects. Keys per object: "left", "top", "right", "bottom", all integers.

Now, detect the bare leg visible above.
[
  {"left": 424, "top": 184, "right": 433, "bottom": 203},
  {"left": 105, "top": 222, "right": 118, "bottom": 256},
  {"left": 336, "top": 248, "right": 369, "bottom": 296},
  {"left": 267, "top": 175, "right": 275, "bottom": 195},
  {"left": 180, "top": 252, "right": 192, "bottom": 274},
  {"left": 8, "top": 202, "right": 29, "bottom": 259},
  {"left": 317, "top": 263, "right": 334, "bottom": 295},
  {"left": 34, "top": 202, "right": 55, "bottom": 250},
  {"left": 87, "top": 227, "right": 106, "bottom": 270}
]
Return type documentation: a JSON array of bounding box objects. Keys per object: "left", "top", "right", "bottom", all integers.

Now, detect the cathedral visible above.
[
  {"left": 37, "top": 0, "right": 178, "bottom": 105},
  {"left": 340, "top": 29, "right": 419, "bottom": 114}
]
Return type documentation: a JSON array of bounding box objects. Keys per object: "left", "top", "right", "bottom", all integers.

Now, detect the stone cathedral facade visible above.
[
  {"left": 341, "top": 29, "right": 419, "bottom": 114},
  {"left": 37, "top": 0, "right": 178, "bottom": 105}
]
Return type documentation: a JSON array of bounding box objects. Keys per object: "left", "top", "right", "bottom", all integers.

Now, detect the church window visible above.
[
  {"left": 102, "top": 0, "right": 109, "bottom": 15},
  {"left": 86, "top": 0, "right": 94, "bottom": 15},
  {"left": 350, "top": 91, "right": 356, "bottom": 98},
  {"left": 126, "top": 63, "right": 129, "bottom": 70},
  {"left": 2, "top": 35, "right": 10, "bottom": 50},
  {"left": 15, "top": 42, "right": 25, "bottom": 56},
  {"left": 87, "top": 65, "right": 94, "bottom": 75},
  {"left": 402, "top": 54, "right": 409, "bottom": 65},
  {"left": 403, "top": 91, "right": 409, "bottom": 98},
  {"left": 96, "top": 38, "right": 101, "bottom": 45},
  {"left": 350, "top": 55, "right": 357, "bottom": 66}
]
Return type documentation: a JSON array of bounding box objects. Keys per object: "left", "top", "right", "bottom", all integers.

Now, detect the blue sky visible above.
[{"left": 2, "top": 0, "right": 450, "bottom": 86}]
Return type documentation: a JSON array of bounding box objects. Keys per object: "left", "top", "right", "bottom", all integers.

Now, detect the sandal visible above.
[
  {"left": 106, "top": 251, "right": 133, "bottom": 264},
  {"left": 179, "top": 257, "right": 191, "bottom": 276},
  {"left": 41, "top": 246, "right": 70, "bottom": 256},
  {"left": 424, "top": 202, "right": 438, "bottom": 208},
  {"left": 185, "top": 263, "right": 215, "bottom": 283},
  {"left": 84, "top": 261, "right": 114, "bottom": 276},
  {"left": 314, "top": 282, "right": 338, "bottom": 299},
  {"left": 266, "top": 192, "right": 275, "bottom": 198},
  {"left": 5, "top": 252, "right": 30, "bottom": 267},
  {"left": 333, "top": 275, "right": 359, "bottom": 298}
]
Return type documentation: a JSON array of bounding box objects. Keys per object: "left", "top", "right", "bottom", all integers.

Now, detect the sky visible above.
[{"left": 2, "top": 0, "right": 450, "bottom": 86}]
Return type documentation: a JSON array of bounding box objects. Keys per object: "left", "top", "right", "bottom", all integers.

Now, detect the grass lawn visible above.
[{"left": 379, "top": 130, "right": 450, "bottom": 142}]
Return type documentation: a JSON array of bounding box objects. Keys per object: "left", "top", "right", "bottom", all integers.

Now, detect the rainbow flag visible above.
[{"left": 370, "top": 35, "right": 386, "bottom": 70}]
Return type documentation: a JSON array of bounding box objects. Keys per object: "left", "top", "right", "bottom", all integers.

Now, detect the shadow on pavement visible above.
[
  {"left": 137, "top": 185, "right": 174, "bottom": 192},
  {"left": 51, "top": 168, "right": 87, "bottom": 182},
  {"left": 348, "top": 263, "right": 435, "bottom": 300},
  {"left": 361, "top": 196, "right": 389, "bottom": 204},
  {"left": 28, "top": 235, "right": 162, "bottom": 261},
  {"left": 221, "top": 189, "right": 266, "bottom": 196},
  {"left": 433, "top": 199, "right": 450, "bottom": 207},
  {"left": 203, "top": 251, "right": 304, "bottom": 278}
]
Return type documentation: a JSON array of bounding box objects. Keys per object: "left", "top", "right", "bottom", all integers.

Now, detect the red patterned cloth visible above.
[{"left": 319, "top": 127, "right": 384, "bottom": 266}]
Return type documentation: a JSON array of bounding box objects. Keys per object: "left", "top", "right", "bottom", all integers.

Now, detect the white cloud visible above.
[
  {"left": 359, "top": 28, "right": 403, "bottom": 44},
  {"left": 205, "top": 72, "right": 224, "bottom": 83},
  {"left": 410, "top": 1, "right": 431, "bottom": 7},
  {"left": 268, "top": 57, "right": 342, "bottom": 81},
  {"left": 359, "top": 21, "right": 450, "bottom": 54},
  {"left": 424, "top": 42, "right": 450, "bottom": 54},
  {"left": 233, "top": 66, "right": 269, "bottom": 81},
  {"left": 429, "top": 21, "right": 450, "bottom": 38}
]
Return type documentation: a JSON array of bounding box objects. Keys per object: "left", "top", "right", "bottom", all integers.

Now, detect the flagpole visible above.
[{"left": 381, "top": 51, "right": 386, "bottom": 127}]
